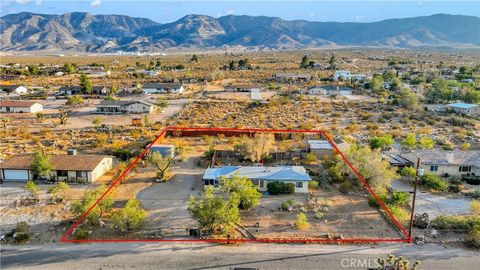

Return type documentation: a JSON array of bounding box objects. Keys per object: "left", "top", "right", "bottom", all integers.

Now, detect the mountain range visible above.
[{"left": 1, "top": 12, "right": 479, "bottom": 52}]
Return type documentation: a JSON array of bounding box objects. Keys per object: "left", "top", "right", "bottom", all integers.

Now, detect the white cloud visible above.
[
  {"left": 35, "top": 0, "right": 42, "bottom": 6},
  {"left": 90, "top": 0, "right": 101, "bottom": 8}
]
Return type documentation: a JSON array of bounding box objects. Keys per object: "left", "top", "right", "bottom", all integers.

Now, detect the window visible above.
[
  {"left": 296, "top": 182, "right": 303, "bottom": 188},
  {"left": 260, "top": 180, "right": 264, "bottom": 188},
  {"left": 57, "top": 170, "right": 68, "bottom": 177},
  {"left": 459, "top": 166, "right": 471, "bottom": 172},
  {"left": 430, "top": 165, "right": 438, "bottom": 172}
]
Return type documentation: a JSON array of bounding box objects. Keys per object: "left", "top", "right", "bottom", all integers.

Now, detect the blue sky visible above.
[{"left": 1, "top": 1, "right": 479, "bottom": 23}]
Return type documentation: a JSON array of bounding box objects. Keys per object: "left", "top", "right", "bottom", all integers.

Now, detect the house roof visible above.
[
  {"left": 0, "top": 154, "right": 111, "bottom": 171},
  {"left": 226, "top": 83, "right": 261, "bottom": 89},
  {"left": 0, "top": 85, "right": 23, "bottom": 90},
  {"left": 203, "top": 166, "right": 312, "bottom": 182},
  {"left": 307, "top": 140, "right": 333, "bottom": 150},
  {"left": 0, "top": 100, "right": 38, "bottom": 107},
  {"left": 308, "top": 85, "right": 353, "bottom": 91},
  {"left": 446, "top": 103, "right": 478, "bottom": 109},
  {"left": 143, "top": 82, "right": 182, "bottom": 89},
  {"left": 400, "top": 150, "right": 480, "bottom": 167}
]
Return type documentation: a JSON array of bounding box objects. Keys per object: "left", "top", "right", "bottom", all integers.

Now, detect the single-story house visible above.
[
  {"left": 142, "top": 83, "right": 184, "bottom": 94},
  {"left": 0, "top": 85, "right": 28, "bottom": 94},
  {"left": 399, "top": 149, "right": 480, "bottom": 177},
  {"left": 0, "top": 100, "right": 43, "bottom": 113},
  {"left": 306, "top": 86, "right": 352, "bottom": 96},
  {"left": 0, "top": 153, "right": 113, "bottom": 182},
  {"left": 306, "top": 140, "right": 334, "bottom": 159},
  {"left": 149, "top": 144, "right": 175, "bottom": 158},
  {"left": 444, "top": 103, "right": 479, "bottom": 116},
  {"left": 334, "top": 70, "right": 351, "bottom": 81},
  {"left": 96, "top": 100, "right": 155, "bottom": 114},
  {"left": 58, "top": 86, "right": 110, "bottom": 95},
  {"left": 224, "top": 83, "right": 261, "bottom": 92},
  {"left": 250, "top": 89, "right": 262, "bottom": 101},
  {"left": 202, "top": 166, "right": 312, "bottom": 193}
]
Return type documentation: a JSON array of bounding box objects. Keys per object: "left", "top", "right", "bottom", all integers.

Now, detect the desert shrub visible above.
[
  {"left": 400, "top": 166, "right": 416, "bottom": 178},
  {"left": 314, "top": 212, "right": 325, "bottom": 219},
  {"left": 448, "top": 179, "right": 464, "bottom": 193},
  {"left": 339, "top": 181, "right": 352, "bottom": 193},
  {"left": 420, "top": 174, "right": 448, "bottom": 191},
  {"left": 14, "top": 221, "right": 29, "bottom": 243},
  {"left": 464, "top": 176, "right": 480, "bottom": 185},
  {"left": 74, "top": 227, "right": 90, "bottom": 240},
  {"left": 66, "top": 95, "right": 85, "bottom": 106},
  {"left": 368, "top": 194, "right": 387, "bottom": 207},
  {"left": 387, "top": 191, "right": 410, "bottom": 207},
  {"left": 431, "top": 215, "right": 480, "bottom": 230},
  {"left": 303, "top": 152, "right": 317, "bottom": 164},
  {"left": 466, "top": 189, "right": 480, "bottom": 199},
  {"left": 295, "top": 213, "right": 309, "bottom": 230},
  {"left": 464, "top": 226, "right": 480, "bottom": 249},
  {"left": 308, "top": 181, "right": 319, "bottom": 190},
  {"left": 471, "top": 200, "right": 480, "bottom": 216},
  {"left": 388, "top": 206, "right": 410, "bottom": 225}
]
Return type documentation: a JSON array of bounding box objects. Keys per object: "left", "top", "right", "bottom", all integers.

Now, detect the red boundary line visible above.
[{"left": 60, "top": 126, "right": 412, "bottom": 244}]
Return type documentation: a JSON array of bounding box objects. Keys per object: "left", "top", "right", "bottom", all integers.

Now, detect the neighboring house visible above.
[
  {"left": 224, "top": 83, "right": 261, "bottom": 92},
  {"left": 306, "top": 85, "right": 352, "bottom": 96},
  {"left": 142, "top": 83, "right": 184, "bottom": 94},
  {"left": 306, "top": 140, "right": 334, "bottom": 159},
  {"left": 149, "top": 144, "right": 175, "bottom": 158},
  {"left": 333, "top": 70, "right": 351, "bottom": 81},
  {"left": 273, "top": 73, "right": 312, "bottom": 82},
  {"left": 444, "top": 103, "right": 480, "bottom": 116},
  {"left": 0, "top": 100, "right": 43, "bottom": 113},
  {"left": 250, "top": 89, "right": 262, "bottom": 101},
  {"left": 79, "top": 66, "right": 111, "bottom": 78},
  {"left": 0, "top": 153, "right": 113, "bottom": 182},
  {"left": 202, "top": 166, "right": 312, "bottom": 193},
  {"left": 58, "top": 86, "right": 110, "bottom": 95},
  {"left": 96, "top": 100, "right": 155, "bottom": 114},
  {"left": 0, "top": 85, "right": 28, "bottom": 94},
  {"left": 399, "top": 150, "right": 480, "bottom": 177}
]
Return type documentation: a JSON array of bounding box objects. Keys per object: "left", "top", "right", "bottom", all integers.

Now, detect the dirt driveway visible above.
[{"left": 136, "top": 161, "right": 203, "bottom": 235}]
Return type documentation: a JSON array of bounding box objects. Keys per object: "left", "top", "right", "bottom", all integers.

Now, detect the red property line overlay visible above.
[{"left": 60, "top": 126, "right": 412, "bottom": 244}]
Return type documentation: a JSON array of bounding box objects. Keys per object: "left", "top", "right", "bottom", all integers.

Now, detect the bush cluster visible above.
[
  {"left": 420, "top": 174, "right": 448, "bottom": 191},
  {"left": 267, "top": 181, "right": 295, "bottom": 195}
]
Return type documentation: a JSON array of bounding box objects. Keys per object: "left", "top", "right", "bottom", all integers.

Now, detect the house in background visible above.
[
  {"left": 0, "top": 152, "right": 113, "bottom": 182},
  {"left": 0, "top": 100, "right": 43, "bottom": 113},
  {"left": 306, "top": 85, "right": 352, "bottom": 96},
  {"left": 0, "top": 85, "right": 28, "bottom": 95},
  {"left": 399, "top": 149, "right": 480, "bottom": 178},
  {"left": 444, "top": 103, "right": 479, "bottom": 116},
  {"left": 224, "top": 83, "right": 261, "bottom": 92},
  {"left": 333, "top": 70, "right": 366, "bottom": 82},
  {"left": 96, "top": 100, "right": 155, "bottom": 114},
  {"left": 58, "top": 86, "right": 110, "bottom": 95},
  {"left": 202, "top": 166, "right": 312, "bottom": 193},
  {"left": 142, "top": 82, "right": 184, "bottom": 94}
]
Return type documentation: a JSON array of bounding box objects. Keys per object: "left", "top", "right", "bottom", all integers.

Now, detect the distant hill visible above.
[{"left": 1, "top": 12, "right": 479, "bottom": 52}]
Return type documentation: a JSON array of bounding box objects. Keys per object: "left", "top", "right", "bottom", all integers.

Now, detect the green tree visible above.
[
  {"left": 149, "top": 152, "right": 174, "bottom": 181},
  {"left": 36, "top": 112, "right": 45, "bottom": 123},
  {"left": 398, "top": 89, "right": 420, "bottom": 110},
  {"left": 400, "top": 166, "right": 416, "bottom": 179},
  {"left": 111, "top": 199, "right": 146, "bottom": 232},
  {"left": 220, "top": 175, "right": 261, "bottom": 210},
  {"left": 48, "top": 182, "right": 70, "bottom": 203},
  {"left": 369, "top": 134, "right": 394, "bottom": 150},
  {"left": 188, "top": 186, "right": 240, "bottom": 234},
  {"left": 28, "top": 65, "right": 39, "bottom": 75},
  {"left": 80, "top": 74, "right": 92, "bottom": 94},
  {"left": 334, "top": 146, "right": 397, "bottom": 195},
  {"left": 300, "top": 55, "right": 309, "bottom": 68},
  {"left": 25, "top": 180, "right": 40, "bottom": 196},
  {"left": 66, "top": 95, "right": 85, "bottom": 106},
  {"left": 30, "top": 151, "right": 53, "bottom": 179},
  {"left": 370, "top": 75, "right": 384, "bottom": 94},
  {"left": 328, "top": 54, "right": 336, "bottom": 66},
  {"left": 418, "top": 136, "right": 434, "bottom": 149},
  {"left": 303, "top": 152, "right": 318, "bottom": 164},
  {"left": 63, "top": 62, "right": 75, "bottom": 74},
  {"left": 402, "top": 133, "right": 417, "bottom": 149},
  {"left": 71, "top": 186, "right": 114, "bottom": 226},
  {"left": 1, "top": 116, "right": 10, "bottom": 132}
]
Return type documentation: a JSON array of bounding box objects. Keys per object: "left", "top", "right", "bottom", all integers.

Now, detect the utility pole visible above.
[{"left": 408, "top": 157, "right": 421, "bottom": 240}]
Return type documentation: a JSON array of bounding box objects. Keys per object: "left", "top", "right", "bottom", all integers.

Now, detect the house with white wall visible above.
[
  {"left": 142, "top": 83, "right": 184, "bottom": 94},
  {"left": 0, "top": 100, "right": 43, "bottom": 113},
  {"left": 202, "top": 166, "right": 312, "bottom": 193}
]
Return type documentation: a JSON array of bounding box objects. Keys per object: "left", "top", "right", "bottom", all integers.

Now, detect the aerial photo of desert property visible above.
[{"left": 0, "top": 1, "right": 479, "bottom": 269}]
